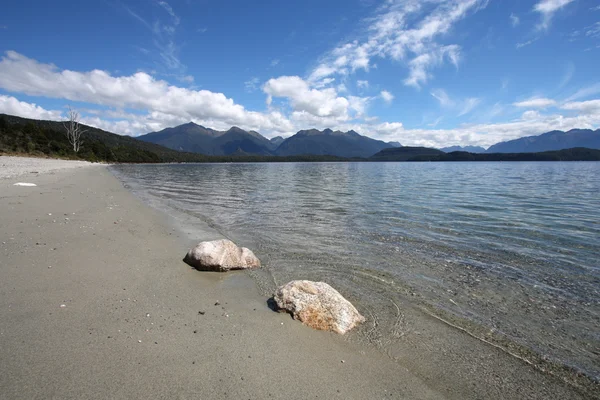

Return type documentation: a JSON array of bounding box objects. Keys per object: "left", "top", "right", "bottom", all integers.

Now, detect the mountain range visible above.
[
  {"left": 485, "top": 129, "right": 600, "bottom": 153},
  {"left": 138, "top": 123, "right": 401, "bottom": 158},
  {"left": 3, "top": 113, "right": 600, "bottom": 161},
  {"left": 138, "top": 123, "right": 600, "bottom": 158},
  {"left": 441, "top": 145, "right": 486, "bottom": 153}
]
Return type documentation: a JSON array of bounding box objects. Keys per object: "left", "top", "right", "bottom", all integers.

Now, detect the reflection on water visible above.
[{"left": 111, "top": 161, "right": 600, "bottom": 380}]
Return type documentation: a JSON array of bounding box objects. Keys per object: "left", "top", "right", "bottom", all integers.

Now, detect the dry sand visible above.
[
  {"left": 0, "top": 158, "right": 595, "bottom": 399},
  {"left": 0, "top": 155, "right": 99, "bottom": 180}
]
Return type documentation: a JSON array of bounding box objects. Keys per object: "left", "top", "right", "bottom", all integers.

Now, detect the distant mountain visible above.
[
  {"left": 269, "top": 136, "right": 285, "bottom": 148},
  {"left": 275, "top": 128, "right": 392, "bottom": 158},
  {"left": 441, "top": 145, "right": 485, "bottom": 153},
  {"left": 370, "top": 146, "right": 445, "bottom": 161},
  {"left": 369, "top": 146, "right": 600, "bottom": 162},
  {"left": 486, "top": 129, "right": 600, "bottom": 153},
  {"left": 387, "top": 141, "right": 403, "bottom": 148},
  {"left": 138, "top": 123, "right": 275, "bottom": 155},
  {"left": 400, "top": 148, "right": 600, "bottom": 162},
  {"left": 211, "top": 127, "right": 274, "bottom": 156}
]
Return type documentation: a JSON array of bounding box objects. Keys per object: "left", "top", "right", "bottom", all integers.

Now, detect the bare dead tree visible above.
[{"left": 63, "top": 106, "right": 87, "bottom": 153}]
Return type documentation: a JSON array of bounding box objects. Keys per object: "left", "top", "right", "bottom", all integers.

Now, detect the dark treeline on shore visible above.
[{"left": 2, "top": 113, "right": 600, "bottom": 163}]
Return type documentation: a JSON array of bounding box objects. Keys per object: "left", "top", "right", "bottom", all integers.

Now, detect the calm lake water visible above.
[{"left": 111, "top": 162, "right": 600, "bottom": 380}]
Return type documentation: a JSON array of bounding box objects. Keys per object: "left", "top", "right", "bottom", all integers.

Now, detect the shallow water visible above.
[{"left": 111, "top": 161, "right": 600, "bottom": 380}]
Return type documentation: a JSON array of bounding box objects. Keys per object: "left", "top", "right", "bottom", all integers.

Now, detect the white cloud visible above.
[
  {"left": 533, "top": 0, "right": 575, "bottom": 31},
  {"left": 263, "top": 76, "right": 362, "bottom": 120},
  {"left": 458, "top": 98, "right": 481, "bottom": 116},
  {"left": 565, "top": 83, "right": 600, "bottom": 102},
  {"left": 510, "top": 13, "right": 520, "bottom": 27},
  {"left": 244, "top": 77, "right": 260, "bottom": 92},
  {"left": 270, "top": 59, "right": 280, "bottom": 67},
  {"left": 558, "top": 62, "right": 575, "bottom": 89},
  {"left": 562, "top": 99, "right": 600, "bottom": 115},
  {"left": 586, "top": 22, "right": 600, "bottom": 38},
  {"left": 124, "top": 2, "right": 184, "bottom": 77},
  {"left": 0, "top": 51, "right": 294, "bottom": 134},
  {"left": 0, "top": 95, "right": 63, "bottom": 120},
  {"left": 516, "top": 38, "right": 539, "bottom": 49},
  {"left": 521, "top": 110, "right": 542, "bottom": 120},
  {"left": 1, "top": 52, "right": 599, "bottom": 149},
  {"left": 357, "top": 80, "right": 369, "bottom": 89},
  {"left": 308, "top": 0, "right": 487, "bottom": 88},
  {"left": 513, "top": 97, "right": 556, "bottom": 108},
  {"left": 431, "top": 89, "right": 480, "bottom": 116},
  {"left": 404, "top": 45, "right": 461, "bottom": 88},
  {"left": 431, "top": 88, "right": 454, "bottom": 107},
  {"left": 157, "top": 1, "right": 180, "bottom": 25},
  {"left": 380, "top": 90, "right": 394, "bottom": 104}
]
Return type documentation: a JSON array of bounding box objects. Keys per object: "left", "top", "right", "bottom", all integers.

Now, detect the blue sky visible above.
[{"left": 0, "top": 0, "right": 599, "bottom": 148}]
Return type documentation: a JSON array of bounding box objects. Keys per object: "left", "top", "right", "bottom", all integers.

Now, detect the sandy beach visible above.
[{"left": 0, "top": 157, "right": 595, "bottom": 399}]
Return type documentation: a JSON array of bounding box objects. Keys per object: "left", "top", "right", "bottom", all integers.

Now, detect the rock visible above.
[
  {"left": 273, "top": 280, "right": 365, "bottom": 334},
  {"left": 183, "top": 239, "right": 260, "bottom": 272}
]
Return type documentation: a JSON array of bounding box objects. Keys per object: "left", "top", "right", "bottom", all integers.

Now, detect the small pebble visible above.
[{"left": 60, "top": 304, "right": 66, "bottom": 308}]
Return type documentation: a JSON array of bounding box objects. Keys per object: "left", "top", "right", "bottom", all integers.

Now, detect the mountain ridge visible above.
[{"left": 486, "top": 129, "right": 600, "bottom": 153}]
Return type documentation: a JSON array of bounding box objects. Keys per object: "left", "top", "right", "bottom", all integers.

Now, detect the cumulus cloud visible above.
[
  {"left": 380, "top": 90, "right": 394, "bottom": 104},
  {"left": 562, "top": 99, "right": 600, "bottom": 115},
  {"left": 308, "top": 0, "right": 487, "bottom": 88},
  {"left": 263, "top": 75, "right": 366, "bottom": 120},
  {"left": 513, "top": 97, "right": 556, "bottom": 108},
  {"left": 533, "top": 0, "right": 575, "bottom": 31},
  {"left": 0, "top": 95, "right": 63, "bottom": 120},
  {"left": 0, "top": 51, "right": 293, "bottom": 134},
  {"left": 1, "top": 52, "right": 599, "bottom": 149}
]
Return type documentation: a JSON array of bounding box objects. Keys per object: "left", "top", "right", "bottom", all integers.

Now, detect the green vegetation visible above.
[
  {"left": 2, "top": 113, "right": 600, "bottom": 163},
  {"left": 406, "top": 148, "right": 600, "bottom": 162},
  {"left": 369, "top": 146, "right": 600, "bottom": 162},
  {"left": 0, "top": 114, "right": 351, "bottom": 163}
]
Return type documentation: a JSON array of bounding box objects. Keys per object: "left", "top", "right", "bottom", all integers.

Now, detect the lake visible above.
[{"left": 110, "top": 161, "right": 600, "bottom": 381}]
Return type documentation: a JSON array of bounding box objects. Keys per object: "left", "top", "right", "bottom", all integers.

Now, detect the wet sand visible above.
[{"left": 0, "top": 160, "right": 595, "bottom": 399}]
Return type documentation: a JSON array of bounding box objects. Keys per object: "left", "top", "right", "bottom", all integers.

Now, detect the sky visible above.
[{"left": 0, "top": 0, "right": 599, "bottom": 148}]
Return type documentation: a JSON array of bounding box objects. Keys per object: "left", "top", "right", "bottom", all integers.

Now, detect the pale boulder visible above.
[
  {"left": 274, "top": 280, "right": 365, "bottom": 334},
  {"left": 183, "top": 239, "right": 260, "bottom": 272}
]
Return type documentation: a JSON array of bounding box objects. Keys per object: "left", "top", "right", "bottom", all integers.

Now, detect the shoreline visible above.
[{"left": 0, "top": 160, "right": 596, "bottom": 399}]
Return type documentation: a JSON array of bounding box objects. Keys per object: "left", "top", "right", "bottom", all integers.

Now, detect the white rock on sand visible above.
[
  {"left": 183, "top": 239, "right": 261, "bottom": 272},
  {"left": 0, "top": 156, "right": 98, "bottom": 180},
  {"left": 274, "top": 280, "right": 365, "bottom": 334}
]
